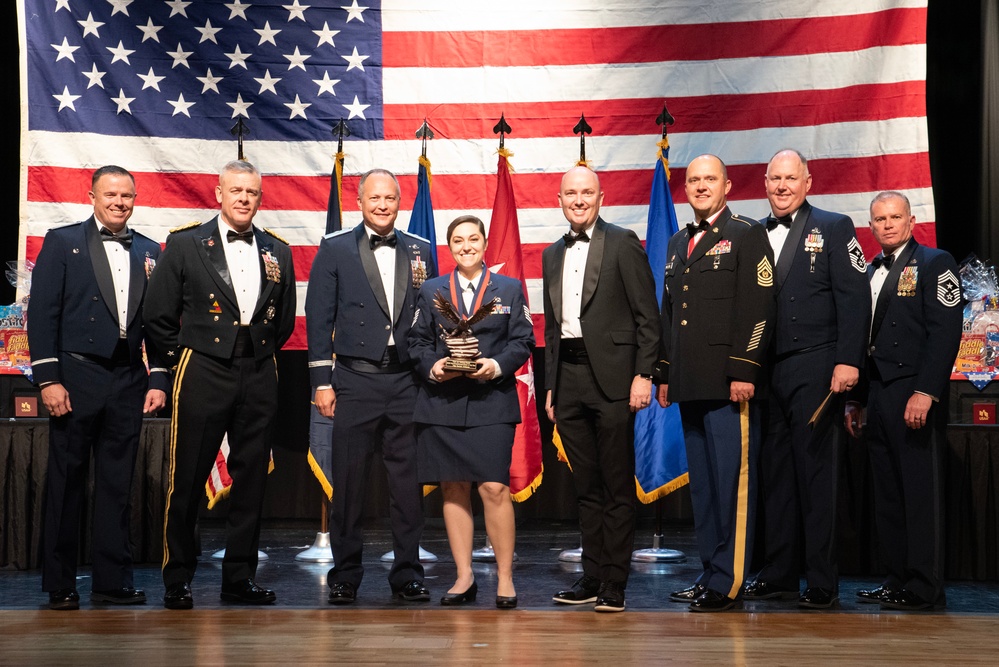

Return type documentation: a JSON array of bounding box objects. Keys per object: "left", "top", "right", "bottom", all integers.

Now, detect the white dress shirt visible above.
[
  {"left": 560, "top": 223, "right": 594, "bottom": 339},
  {"left": 365, "top": 225, "right": 397, "bottom": 345},
  {"left": 96, "top": 219, "right": 130, "bottom": 338},
  {"left": 766, "top": 208, "right": 799, "bottom": 265},
  {"left": 219, "top": 219, "right": 261, "bottom": 325}
]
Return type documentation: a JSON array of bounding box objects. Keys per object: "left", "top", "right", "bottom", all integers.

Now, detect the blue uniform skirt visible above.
[{"left": 416, "top": 423, "right": 516, "bottom": 485}]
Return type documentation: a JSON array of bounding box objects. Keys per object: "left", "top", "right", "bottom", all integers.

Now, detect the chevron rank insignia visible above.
[
  {"left": 937, "top": 270, "right": 961, "bottom": 307},
  {"left": 847, "top": 237, "right": 867, "bottom": 272},
  {"left": 757, "top": 256, "right": 774, "bottom": 287}
]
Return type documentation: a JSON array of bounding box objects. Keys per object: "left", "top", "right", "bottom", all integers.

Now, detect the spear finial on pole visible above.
[
  {"left": 415, "top": 119, "right": 434, "bottom": 158},
  {"left": 493, "top": 113, "right": 512, "bottom": 150},
  {"left": 332, "top": 118, "right": 351, "bottom": 152},
  {"left": 230, "top": 118, "right": 250, "bottom": 161},
  {"left": 656, "top": 103, "right": 675, "bottom": 139},
  {"left": 573, "top": 114, "right": 593, "bottom": 165}
]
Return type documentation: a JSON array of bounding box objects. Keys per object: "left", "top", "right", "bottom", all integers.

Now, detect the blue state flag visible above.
[
  {"left": 407, "top": 156, "right": 438, "bottom": 268},
  {"left": 634, "top": 139, "right": 688, "bottom": 503}
]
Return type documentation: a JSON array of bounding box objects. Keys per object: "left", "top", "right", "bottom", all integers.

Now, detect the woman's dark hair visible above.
[{"left": 446, "top": 215, "right": 487, "bottom": 243}]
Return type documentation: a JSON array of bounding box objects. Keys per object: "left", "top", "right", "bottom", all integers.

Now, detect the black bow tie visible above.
[
  {"left": 563, "top": 230, "right": 590, "bottom": 248},
  {"left": 100, "top": 227, "right": 133, "bottom": 249},
  {"left": 873, "top": 254, "right": 895, "bottom": 270},
  {"left": 226, "top": 229, "right": 253, "bottom": 244},
  {"left": 370, "top": 233, "right": 397, "bottom": 250},
  {"left": 766, "top": 214, "right": 793, "bottom": 231},
  {"left": 685, "top": 220, "right": 710, "bottom": 236}
]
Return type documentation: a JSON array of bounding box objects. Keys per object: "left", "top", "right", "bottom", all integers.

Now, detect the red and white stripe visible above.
[{"left": 19, "top": 0, "right": 932, "bottom": 349}]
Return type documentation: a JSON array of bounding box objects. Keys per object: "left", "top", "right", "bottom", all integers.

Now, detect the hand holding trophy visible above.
[{"left": 432, "top": 291, "right": 498, "bottom": 373}]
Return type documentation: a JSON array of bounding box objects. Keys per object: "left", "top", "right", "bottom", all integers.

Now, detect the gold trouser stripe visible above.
[
  {"left": 162, "top": 348, "right": 193, "bottom": 572},
  {"left": 727, "top": 400, "right": 751, "bottom": 600}
]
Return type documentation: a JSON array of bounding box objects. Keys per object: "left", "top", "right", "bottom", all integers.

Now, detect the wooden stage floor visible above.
[{"left": 2, "top": 520, "right": 998, "bottom": 665}]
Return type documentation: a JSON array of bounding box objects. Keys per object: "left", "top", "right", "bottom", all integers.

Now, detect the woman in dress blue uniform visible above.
[{"left": 409, "top": 215, "right": 535, "bottom": 609}]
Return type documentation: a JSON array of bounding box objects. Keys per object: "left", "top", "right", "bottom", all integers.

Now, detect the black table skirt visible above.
[
  {"left": 2, "top": 419, "right": 998, "bottom": 581},
  {"left": 0, "top": 419, "right": 170, "bottom": 570}
]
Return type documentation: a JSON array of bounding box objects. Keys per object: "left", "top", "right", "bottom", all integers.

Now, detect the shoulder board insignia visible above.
[
  {"left": 263, "top": 227, "right": 290, "bottom": 245},
  {"left": 168, "top": 221, "right": 201, "bottom": 234},
  {"left": 400, "top": 230, "right": 431, "bottom": 244},
  {"left": 323, "top": 228, "right": 354, "bottom": 240},
  {"left": 730, "top": 214, "right": 754, "bottom": 226}
]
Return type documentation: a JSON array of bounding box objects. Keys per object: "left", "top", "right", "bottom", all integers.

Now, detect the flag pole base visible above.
[
  {"left": 380, "top": 546, "right": 439, "bottom": 563},
  {"left": 471, "top": 541, "right": 518, "bottom": 563},
  {"left": 558, "top": 547, "right": 582, "bottom": 563},
  {"left": 631, "top": 533, "right": 685, "bottom": 563},
  {"left": 295, "top": 532, "right": 335, "bottom": 563},
  {"left": 211, "top": 549, "right": 269, "bottom": 561}
]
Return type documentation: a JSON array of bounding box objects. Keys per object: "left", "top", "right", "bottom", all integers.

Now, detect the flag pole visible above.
[
  {"left": 473, "top": 113, "right": 526, "bottom": 564},
  {"left": 296, "top": 121, "right": 351, "bottom": 563},
  {"left": 383, "top": 119, "right": 440, "bottom": 565},
  {"left": 573, "top": 113, "right": 592, "bottom": 167},
  {"left": 557, "top": 114, "right": 594, "bottom": 564},
  {"left": 632, "top": 102, "right": 685, "bottom": 565},
  {"left": 229, "top": 118, "right": 250, "bottom": 161}
]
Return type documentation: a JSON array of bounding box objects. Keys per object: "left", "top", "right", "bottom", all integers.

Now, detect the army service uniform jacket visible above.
[{"left": 660, "top": 207, "right": 776, "bottom": 401}]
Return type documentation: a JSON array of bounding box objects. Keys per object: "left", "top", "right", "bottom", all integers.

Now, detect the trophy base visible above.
[{"left": 443, "top": 358, "right": 479, "bottom": 373}]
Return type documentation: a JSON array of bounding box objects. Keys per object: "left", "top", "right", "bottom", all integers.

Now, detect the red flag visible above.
[{"left": 486, "top": 150, "right": 543, "bottom": 501}]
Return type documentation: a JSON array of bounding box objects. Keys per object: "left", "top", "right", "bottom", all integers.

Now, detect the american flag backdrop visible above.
[{"left": 18, "top": 0, "right": 934, "bottom": 350}]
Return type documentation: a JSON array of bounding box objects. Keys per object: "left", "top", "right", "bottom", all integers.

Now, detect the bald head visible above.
[
  {"left": 684, "top": 154, "right": 731, "bottom": 220},
  {"left": 558, "top": 166, "right": 604, "bottom": 232},
  {"left": 765, "top": 149, "right": 812, "bottom": 217}
]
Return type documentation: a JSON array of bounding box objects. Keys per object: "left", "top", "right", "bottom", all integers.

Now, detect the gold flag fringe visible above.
[
  {"left": 419, "top": 154, "right": 433, "bottom": 189},
  {"left": 635, "top": 472, "right": 689, "bottom": 504},
  {"left": 657, "top": 137, "right": 672, "bottom": 182},
  {"left": 307, "top": 450, "right": 333, "bottom": 501}
]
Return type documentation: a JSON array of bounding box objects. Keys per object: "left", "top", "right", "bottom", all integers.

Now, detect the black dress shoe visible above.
[
  {"left": 553, "top": 575, "right": 601, "bottom": 605},
  {"left": 880, "top": 588, "right": 940, "bottom": 611},
  {"left": 798, "top": 587, "right": 839, "bottom": 609},
  {"left": 594, "top": 582, "right": 626, "bottom": 612},
  {"left": 220, "top": 579, "right": 276, "bottom": 605},
  {"left": 328, "top": 581, "right": 357, "bottom": 605},
  {"left": 742, "top": 580, "right": 798, "bottom": 600},
  {"left": 92, "top": 587, "right": 146, "bottom": 605},
  {"left": 164, "top": 582, "right": 193, "bottom": 610},
  {"left": 495, "top": 595, "right": 518, "bottom": 609},
  {"left": 394, "top": 580, "right": 431, "bottom": 602},
  {"left": 856, "top": 585, "right": 898, "bottom": 604},
  {"left": 689, "top": 589, "right": 741, "bottom": 612},
  {"left": 49, "top": 588, "right": 80, "bottom": 611},
  {"left": 669, "top": 583, "right": 706, "bottom": 603},
  {"left": 440, "top": 581, "right": 478, "bottom": 606}
]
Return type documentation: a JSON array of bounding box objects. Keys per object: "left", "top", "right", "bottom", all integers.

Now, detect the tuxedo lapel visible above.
[
  {"left": 580, "top": 219, "right": 606, "bottom": 311},
  {"left": 870, "top": 238, "right": 918, "bottom": 342},
  {"left": 355, "top": 224, "right": 392, "bottom": 318},
  {"left": 776, "top": 203, "right": 810, "bottom": 289},
  {"left": 392, "top": 230, "right": 410, "bottom": 325},
  {"left": 196, "top": 218, "right": 239, "bottom": 304},
  {"left": 125, "top": 242, "right": 147, "bottom": 328},
  {"left": 547, "top": 241, "right": 566, "bottom": 321},
  {"left": 84, "top": 218, "right": 118, "bottom": 322}
]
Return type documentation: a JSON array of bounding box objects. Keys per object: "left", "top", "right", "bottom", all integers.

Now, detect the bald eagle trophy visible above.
[{"left": 432, "top": 290, "right": 499, "bottom": 372}]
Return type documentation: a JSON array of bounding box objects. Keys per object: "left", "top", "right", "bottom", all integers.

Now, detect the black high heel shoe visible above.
[
  {"left": 440, "top": 581, "right": 478, "bottom": 605},
  {"left": 495, "top": 595, "right": 518, "bottom": 609}
]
